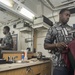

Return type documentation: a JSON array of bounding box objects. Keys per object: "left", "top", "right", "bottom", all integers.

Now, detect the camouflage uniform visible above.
[
  {"left": 44, "top": 22, "right": 74, "bottom": 66},
  {"left": 1, "top": 32, "right": 13, "bottom": 50}
]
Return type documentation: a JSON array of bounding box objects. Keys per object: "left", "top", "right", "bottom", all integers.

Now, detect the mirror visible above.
[{"left": 0, "top": 2, "right": 34, "bottom": 51}]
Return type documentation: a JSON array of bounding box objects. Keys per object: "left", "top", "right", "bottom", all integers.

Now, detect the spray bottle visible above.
[{"left": 24, "top": 50, "right": 28, "bottom": 60}]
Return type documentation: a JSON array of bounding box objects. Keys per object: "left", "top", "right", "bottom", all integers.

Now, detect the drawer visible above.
[{"left": 25, "top": 65, "right": 41, "bottom": 75}]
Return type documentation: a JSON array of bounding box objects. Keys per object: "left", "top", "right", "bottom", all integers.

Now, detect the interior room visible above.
[{"left": 0, "top": 0, "right": 75, "bottom": 75}]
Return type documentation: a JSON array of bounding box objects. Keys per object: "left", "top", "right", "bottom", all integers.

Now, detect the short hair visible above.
[
  {"left": 4, "top": 26, "right": 10, "bottom": 32},
  {"left": 59, "top": 8, "right": 70, "bottom": 14}
]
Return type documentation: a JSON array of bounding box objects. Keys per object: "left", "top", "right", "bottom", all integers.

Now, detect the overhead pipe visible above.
[{"left": 40, "top": 0, "right": 75, "bottom": 11}]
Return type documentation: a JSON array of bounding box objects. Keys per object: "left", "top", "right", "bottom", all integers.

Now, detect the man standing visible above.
[
  {"left": 1, "top": 26, "right": 13, "bottom": 50},
  {"left": 44, "top": 8, "right": 74, "bottom": 75}
]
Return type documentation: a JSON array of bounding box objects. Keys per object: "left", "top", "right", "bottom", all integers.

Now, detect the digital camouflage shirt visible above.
[
  {"left": 44, "top": 22, "right": 74, "bottom": 66},
  {"left": 1, "top": 32, "right": 13, "bottom": 50}
]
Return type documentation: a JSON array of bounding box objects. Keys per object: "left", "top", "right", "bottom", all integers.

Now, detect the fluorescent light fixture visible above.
[
  {"left": 0, "top": 0, "right": 13, "bottom": 7},
  {"left": 20, "top": 7, "right": 35, "bottom": 20}
]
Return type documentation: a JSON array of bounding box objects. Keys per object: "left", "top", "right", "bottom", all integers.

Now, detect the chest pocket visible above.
[
  {"left": 56, "top": 27, "right": 65, "bottom": 42},
  {"left": 56, "top": 27, "right": 73, "bottom": 43},
  {"left": 58, "top": 30, "right": 65, "bottom": 42}
]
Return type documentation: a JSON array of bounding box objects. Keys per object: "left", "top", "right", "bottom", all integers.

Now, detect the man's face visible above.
[
  {"left": 3, "top": 28, "right": 7, "bottom": 35},
  {"left": 59, "top": 10, "right": 71, "bottom": 24}
]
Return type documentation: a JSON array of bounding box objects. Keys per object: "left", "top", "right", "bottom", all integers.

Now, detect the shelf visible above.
[
  {"left": 32, "top": 22, "right": 50, "bottom": 29},
  {"left": 19, "top": 27, "right": 32, "bottom": 32}
]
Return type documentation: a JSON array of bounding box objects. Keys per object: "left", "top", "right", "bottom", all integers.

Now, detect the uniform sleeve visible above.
[
  {"left": 44, "top": 27, "right": 57, "bottom": 44},
  {"left": 2, "top": 35, "right": 13, "bottom": 49},
  {"left": 6, "top": 36, "right": 13, "bottom": 48},
  {"left": 1, "top": 38, "right": 5, "bottom": 46}
]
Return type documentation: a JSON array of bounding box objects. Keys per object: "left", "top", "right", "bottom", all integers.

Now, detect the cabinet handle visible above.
[{"left": 25, "top": 67, "right": 35, "bottom": 75}]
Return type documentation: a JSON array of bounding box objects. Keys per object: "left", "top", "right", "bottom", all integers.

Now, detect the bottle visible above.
[
  {"left": 21, "top": 53, "right": 24, "bottom": 61},
  {"left": 8, "top": 56, "right": 11, "bottom": 61},
  {"left": 24, "top": 50, "right": 28, "bottom": 60}
]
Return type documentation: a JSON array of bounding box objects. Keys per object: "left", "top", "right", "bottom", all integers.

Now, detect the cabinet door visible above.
[
  {"left": 0, "top": 62, "right": 51, "bottom": 75},
  {"left": 40, "top": 63, "right": 51, "bottom": 75},
  {"left": 31, "top": 65, "right": 41, "bottom": 75},
  {"left": 25, "top": 65, "right": 41, "bottom": 75},
  {"left": 0, "top": 72, "right": 8, "bottom": 75},
  {"left": 25, "top": 67, "right": 34, "bottom": 75},
  {"left": 0, "top": 68, "right": 26, "bottom": 75}
]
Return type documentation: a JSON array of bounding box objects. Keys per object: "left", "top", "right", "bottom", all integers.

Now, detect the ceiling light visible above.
[
  {"left": 20, "top": 7, "right": 35, "bottom": 20},
  {"left": 0, "top": 0, "right": 13, "bottom": 7}
]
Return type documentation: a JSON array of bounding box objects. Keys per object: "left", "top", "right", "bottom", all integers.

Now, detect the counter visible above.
[
  {"left": 0, "top": 60, "right": 52, "bottom": 75},
  {"left": 0, "top": 60, "right": 50, "bottom": 72},
  {"left": 2, "top": 50, "right": 36, "bottom": 60}
]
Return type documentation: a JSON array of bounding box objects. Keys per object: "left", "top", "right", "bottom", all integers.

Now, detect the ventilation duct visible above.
[
  {"left": 13, "top": 22, "right": 32, "bottom": 32},
  {"left": 69, "top": 8, "right": 75, "bottom": 14},
  {"left": 33, "top": 15, "right": 53, "bottom": 29}
]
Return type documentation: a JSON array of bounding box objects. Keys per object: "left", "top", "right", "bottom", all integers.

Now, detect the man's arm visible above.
[
  {"left": 44, "top": 42, "right": 67, "bottom": 50},
  {"left": 44, "top": 43, "right": 56, "bottom": 50},
  {"left": 44, "top": 27, "right": 67, "bottom": 50},
  {"left": 44, "top": 27, "right": 57, "bottom": 50}
]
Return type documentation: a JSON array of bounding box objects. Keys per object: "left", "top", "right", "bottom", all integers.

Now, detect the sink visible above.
[{"left": 16, "top": 60, "right": 30, "bottom": 63}]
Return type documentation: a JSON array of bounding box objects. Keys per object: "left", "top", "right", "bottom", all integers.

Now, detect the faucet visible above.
[{"left": 12, "top": 56, "right": 18, "bottom": 63}]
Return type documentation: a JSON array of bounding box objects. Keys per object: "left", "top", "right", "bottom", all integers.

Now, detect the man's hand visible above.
[{"left": 56, "top": 42, "right": 67, "bottom": 49}]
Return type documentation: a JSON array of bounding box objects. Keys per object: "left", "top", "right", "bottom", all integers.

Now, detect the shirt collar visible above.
[
  {"left": 6, "top": 32, "right": 10, "bottom": 36},
  {"left": 56, "top": 22, "right": 68, "bottom": 28}
]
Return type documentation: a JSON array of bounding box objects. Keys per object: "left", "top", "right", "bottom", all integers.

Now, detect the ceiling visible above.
[
  {"left": 0, "top": 0, "right": 75, "bottom": 26},
  {"left": 41, "top": 0, "right": 75, "bottom": 10},
  {"left": 0, "top": 9, "right": 18, "bottom": 24},
  {"left": 48, "top": 0, "right": 75, "bottom": 8}
]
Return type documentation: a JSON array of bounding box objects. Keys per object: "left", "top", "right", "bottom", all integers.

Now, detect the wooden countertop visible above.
[
  {"left": 0, "top": 60, "right": 50, "bottom": 72},
  {"left": 1, "top": 50, "right": 33, "bottom": 53}
]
